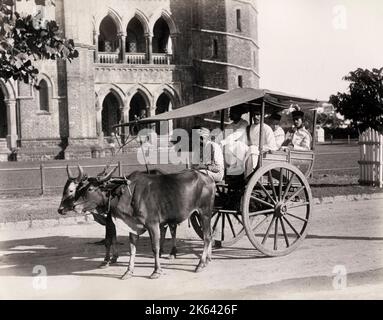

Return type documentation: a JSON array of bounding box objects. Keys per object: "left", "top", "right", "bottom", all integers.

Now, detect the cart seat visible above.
[{"left": 263, "top": 149, "right": 315, "bottom": 177}]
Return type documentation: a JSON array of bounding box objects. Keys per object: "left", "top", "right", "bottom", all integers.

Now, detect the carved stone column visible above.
[
  {"left": 145, "top": 33, "right": 153, "bottom": 64},
  {"left": 121, "top": 99, "right": 130, "bottom": 144},
  {"left": 6, "top": 99, "right": 18, "bottom": 149},
  {"left": 118, "top": 32, "right": 126, "bottom": 63},
  {"left": 94, "top": 31, "right": 99, "bottom": 63}
]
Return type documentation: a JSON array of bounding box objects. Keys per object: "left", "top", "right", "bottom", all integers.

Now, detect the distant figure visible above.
[
  {"left": 245, "top": 111, "right": 277, "bottom": 177},
  {"left": 268, "top": 113, "right": 285, "bottom": 150},
  {"left": 132, "top": 109, "right": 147, "bottom": 135},
  {"left": 191, "top": 126, "right": 225, "bottom": 182},
  {"left": 283, "top": 106, "right": 312, "bottom": 151},
  {"left": 219, "top": 106, "right": 249, "bottom": 176}
]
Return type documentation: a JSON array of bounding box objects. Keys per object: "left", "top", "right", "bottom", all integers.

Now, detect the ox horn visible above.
[
  {"left": 66, "top": 165, "right": 76, "bottom": 179},
  {"left": 77, "top": 164, "right": 84, "bottom": 181},
  {"left": 97, "top": 166, "right": 118, "bottom": 183}
]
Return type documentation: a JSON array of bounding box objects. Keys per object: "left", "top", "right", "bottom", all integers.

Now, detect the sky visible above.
[{"left": 258, "top": 0, "right": 383, "bottom": 101}]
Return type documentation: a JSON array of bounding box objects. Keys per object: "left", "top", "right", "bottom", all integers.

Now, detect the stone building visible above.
[{"left": 0, "top": 0, "right": 259, "bottom": 161}]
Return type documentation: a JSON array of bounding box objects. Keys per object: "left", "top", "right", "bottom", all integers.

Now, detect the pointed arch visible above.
[
  {"left": 35, "top": 74, "right": 54, "bottom": 112},
  {"left": 95, "top": 8, "right": 123, "bottom": 35},
  {"left": 149, "top": 9, "right": 178, "bottom": 35},
  {"left": 153, "top": 84, "right": 181, "bottom": 109},
  {"left": 126, "top": 84, "right": 153, "bottom": 107},
  {"left": 0, "top": 80, "right": 16, "bottom": 101},
  {"left": 124, "top": 9, "right": 150, "bottom": 35},
  {"left": 97, "top": 84, "right": 126, "bottom": 107}
]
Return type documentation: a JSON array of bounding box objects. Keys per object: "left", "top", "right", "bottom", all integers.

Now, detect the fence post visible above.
[
  {"left": 40, "top": 163, "right": 45, "bottom": 195},
  {"left": 118, "top": 161, "right": 122, "bottom": 176},
  {"left": 380, "top": 133, "right": 383, "bottom": 188},
  {"left": 348, "top": 135, "right": 350, "bottom": 144},
  {"left": 330, "top": 135, "right": 333, "bottom": 144}
]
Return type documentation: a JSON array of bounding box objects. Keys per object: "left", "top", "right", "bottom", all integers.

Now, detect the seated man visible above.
[
  {"left": 191, "top": 126, "right": 225, "bottom": 183},
  {"left": 245, "top": 111, "right": 278, "bottom": 177},
  {"left": 268, "top": 113, "right": 285, "bottom": 150},
  {"left": 283, "top": 107, "right": 312, "bottom": 151},
  {"left": 219, "top": 105, "right": 249, "bottom": 176}
]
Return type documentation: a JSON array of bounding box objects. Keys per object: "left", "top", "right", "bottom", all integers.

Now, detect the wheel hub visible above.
[{"left": 275, "top": 202, "right": 287, "bottom": 217}]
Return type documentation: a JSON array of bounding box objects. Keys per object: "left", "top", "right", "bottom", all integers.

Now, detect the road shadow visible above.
[
  {"left": 0, "top": 235, "right": 262, "bottom": 278},
  {"left": 307, "top": 234, "right": 383, "bottom": 241}
]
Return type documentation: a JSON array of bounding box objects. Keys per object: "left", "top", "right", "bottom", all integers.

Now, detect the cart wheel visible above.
[
  {"left": 190, "top": 183, "right": 246, "bottom": 247},
  {"left": 242, "top": 163, "right": 313, "bottom": 256}
]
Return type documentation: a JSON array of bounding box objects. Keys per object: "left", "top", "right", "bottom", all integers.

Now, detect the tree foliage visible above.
[
  {"left": 316, "top": 112, "right": 344, "bottom": 129},
  {"left": 0, "top": 0, "right": 78, "bottom": 85},
  {"left": 329, "top": 68, "right": 383, "bottom": 133}
]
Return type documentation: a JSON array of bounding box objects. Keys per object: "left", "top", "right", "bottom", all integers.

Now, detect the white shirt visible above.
[
  {"left": 191, "top": 140, "right": 225, "bottom": 182},
  {"left": 220, "top": 119, "right": 249, "bottom": 176},
  {"left": 247, "top": 123, "right": 278, "bottom": 153},
  {"left": 220, "top": 119, "right": 249, "bottom": 146},
  {"left": 274, "top": 126, "right": 285, "bottom": 150}
]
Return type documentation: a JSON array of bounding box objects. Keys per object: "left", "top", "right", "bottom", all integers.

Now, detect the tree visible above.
[
  {"left": 329, "top": 68, "right": 383, "bottom": 133},
  {"left": 0, "top": 0, "right": 78, "bottom": 85},
  {"left": 316, "top": 112, "right": 344, "bottom": 129}
]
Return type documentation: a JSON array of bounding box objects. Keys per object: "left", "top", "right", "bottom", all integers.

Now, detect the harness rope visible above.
[{"left": 102, "top": 121, "right": 151, "bottom": 175}]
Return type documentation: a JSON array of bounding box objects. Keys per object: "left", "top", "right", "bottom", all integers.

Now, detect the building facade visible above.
[{"left": 0, "top": 0, "right": 259, "bottom": 161}]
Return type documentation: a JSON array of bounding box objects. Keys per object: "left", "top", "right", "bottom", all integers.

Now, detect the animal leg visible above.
[
  {"left": 110, "top": 219, "right": 119, "bottom": 264},
  {"left": 196, "top": 212, "right": 213, "bottom": 273},
  {"left": 148, "top": 225, "right": 163, "bottom": 279},
  {"left": 99, "top": 216, "right": 115, "bottom": 269},
  {"left": 159, "top": 224, "right": 168, "bottom": 258},
  {"left": 169, "top": 224, "right": 177, "bottom": 260},
  {"left": 121, "top": 233, "right": 138, "bottom": 280}
]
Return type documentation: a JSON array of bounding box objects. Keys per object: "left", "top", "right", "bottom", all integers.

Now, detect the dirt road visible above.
[{"left": 0, "top": 198, "right": 382, "bottom": 300}]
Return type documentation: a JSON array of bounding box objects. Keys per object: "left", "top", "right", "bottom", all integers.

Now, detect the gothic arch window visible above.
[
  {"left": 99, "top": 16, "right": 119, "bottom": 52},
  {"left": 102, "top": 92, "right": 121, "bottom": 136},
  {"left": 129, "top": 91, "right": 149, "bottom": 135},
  {"left": 38, "top": 79, "right": 50, "bottom": 112},
  {"left": 153, "top": 17, "right": 171, "bottom": 54},
  {"left": 126, "top": 17, "right": 145, "bottom": 53},
  {"left": 0, "top": 88, "right": 7, "bottom": 138},
  {"left": 155, "top": 92, "right": 172, "bottom": 135}
]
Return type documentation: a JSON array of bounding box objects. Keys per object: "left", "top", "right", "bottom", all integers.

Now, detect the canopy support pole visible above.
[
  {"left": 258, "top": 100, "right": 265, "bottom": 169},
  {"left": 220, "top": 110, "right": 225, "bottom": 131}
]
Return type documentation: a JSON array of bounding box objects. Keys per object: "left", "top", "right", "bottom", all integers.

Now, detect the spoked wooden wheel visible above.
[
  {"left": 190, "top": 183, "right": 246, "bottom": 247},
  {"left": 242, "top": 163, "right": 313, "bottom": 256}
]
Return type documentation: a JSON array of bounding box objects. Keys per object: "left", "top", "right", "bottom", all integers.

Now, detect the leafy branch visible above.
[{"left": 0, "top": 0, "right": 78, "bottom": 85}]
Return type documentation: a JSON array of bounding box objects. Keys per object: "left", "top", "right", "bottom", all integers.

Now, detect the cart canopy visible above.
[{"left": 115, "top": 88, "right": 319, "bottom": 127}]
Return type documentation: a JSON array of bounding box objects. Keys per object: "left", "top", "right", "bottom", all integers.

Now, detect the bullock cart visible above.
[{"left": 118, "top": 88, "right": 320, "bottom": 257}]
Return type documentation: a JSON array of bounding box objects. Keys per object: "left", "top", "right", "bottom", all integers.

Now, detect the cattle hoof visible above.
[
  {"left": 213, "top": 240, "right": 222, "bottom": 249},
  {"left": 98, "top": 261, "right": 110, "bottom": 269},
  {"left": 121, "top": 271, "right": 134, "bottom": 280},
  {"left": 150, "top": 271, "right": 162, "bottom": 279},
  {"left": 195, "top": 263, "right": 206, "bottom": 273},
  {"left": 110, "top": 256, "right": 119, "bottom": 264}
]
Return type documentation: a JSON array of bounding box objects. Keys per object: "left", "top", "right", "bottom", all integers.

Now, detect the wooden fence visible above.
[{"left": 359, "top": 128, "right": 383, "bottom": 188}]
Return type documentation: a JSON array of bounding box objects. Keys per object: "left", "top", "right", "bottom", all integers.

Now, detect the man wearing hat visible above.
[
  {"left": 283, "top": 106, "right": 312, "bottom": 151},
  {"left": 191, "top": 125, "right": 225, "bottom": 182},
  {"left": 219, "top": 105, "right": 249, "bottom": 176},
  {"left": 245, "top": 110, "right": 278, "bottom": 177},
  {"left": 268, "top": 113, "right": 285, "bottom": 150}
]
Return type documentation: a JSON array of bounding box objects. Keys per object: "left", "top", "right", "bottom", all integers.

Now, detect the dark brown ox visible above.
[
  {"left": 58, "top": 166, "right": 181, "bottom": 267},
  {"left": 72, "top": 169, "right": 215, "bottom": 279}
]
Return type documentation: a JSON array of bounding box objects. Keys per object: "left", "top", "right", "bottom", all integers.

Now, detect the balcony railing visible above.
[
  {"left": 125, "top": 53, "right": 146, "bottom": 64},
  {"left": 153, "top": 53, "right": 172, "bottom": 65},
  {"left": 97, "top": 52, "right": 173, "bottom": 65},
  {"left": 98, "top": 52, "right": 119, "bottom": 64}
]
